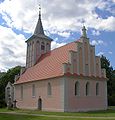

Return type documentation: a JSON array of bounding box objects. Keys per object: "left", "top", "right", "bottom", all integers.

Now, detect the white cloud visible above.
[
  {"left": 0, "top": 25, "right": 26, "bottom": 71},
  {"left": 92, "top": 30, "right": 100, "bottom": 36},
  {"left": 108, "top": 51, "right": 112, "bottom": 54},
  {"left": 0, "top": 0, "right": 115, "bottom": 71},
  {"left": 51, "top": 37, "right": 66, "bottom": 50},
  {"left": 51, "top": 41, "right": 66, "bottom": 50},
  {"left": 0, "top": 24, "right": 67, "bottom": 71},
  {"left": 97, "top": 52, "right": 104, "bottom": 56},
  {"left": 0, "top": 0, "right": 115, "bottom": 35},
  {"left": 112, "top": 0, "right": 115, "bottom": 2},
  {"left": 90, "top": 40, "right": 104, "bottom": 46},
  {"left": 98, "top": 40, "right": 104, "bottom": 44},
  {"left": 0, "top": 0, "right": 36, "bottom": 32},
  {"left": 57, "top": 31, "right": 71, "bottom": 38}
]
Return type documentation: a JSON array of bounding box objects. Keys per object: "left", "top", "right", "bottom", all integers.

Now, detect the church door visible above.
[{"left": 38, "top": 97, "right": 42, "bottom": 110}]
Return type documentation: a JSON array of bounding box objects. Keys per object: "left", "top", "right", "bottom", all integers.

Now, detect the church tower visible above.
[{"left": 26, "top": 6, "right": 53, "bottom": 68}]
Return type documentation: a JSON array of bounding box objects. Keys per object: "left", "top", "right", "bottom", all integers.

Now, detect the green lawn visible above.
[
  {"left": 0, "top": 108, "right": 115, "bottom": 120},
  {"left": 1, "top": 108, "right": 115, "bottom": 117},
  {"left": 0, "top": 113, "right": 115, "bottom": 120}
]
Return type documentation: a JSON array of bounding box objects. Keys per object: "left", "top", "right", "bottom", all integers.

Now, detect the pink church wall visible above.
[
  {"left": 15, "top": 77, "right": 64, "bottom": 112},
  {"left": 15, "top": 76, "right": 107, "bottom": 112},
  {"left": 65, "top": 77, "right": 107, "bottom": 112}
]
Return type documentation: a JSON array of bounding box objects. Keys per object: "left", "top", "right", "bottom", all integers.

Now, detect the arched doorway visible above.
[{"left": 38, "top": 96, "right": 42, "bottom": 110}]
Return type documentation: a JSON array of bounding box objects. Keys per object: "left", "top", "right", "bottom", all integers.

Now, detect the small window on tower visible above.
[
  {"left": 41, "top": 45, "right": 45, "bottom": 50},
  {"left": 41, "top": 42, "right": 45, "bottom": 50}
]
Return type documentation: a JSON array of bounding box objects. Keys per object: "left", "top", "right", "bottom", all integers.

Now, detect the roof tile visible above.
[{"left": 16, "top": 41, "right": 77, "bottom": 84}]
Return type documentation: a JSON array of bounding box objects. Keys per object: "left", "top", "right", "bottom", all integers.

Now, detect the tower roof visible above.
[
  {"left": 26, "top": 5, "right": 53, "bottom": 42},
  {"left": 34, "top": 5, "right": 44, "bottom": 35}
]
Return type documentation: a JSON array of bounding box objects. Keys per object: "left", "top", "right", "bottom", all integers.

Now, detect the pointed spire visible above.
[
  {"left": 82, "top": 26, "right": 87, "bottom": 38},
  {"left": 39, "top": 4, "right": 41, "bottom": 20},
  {"left": 34, "top": 4, "right": 44, "bottom": 35}
]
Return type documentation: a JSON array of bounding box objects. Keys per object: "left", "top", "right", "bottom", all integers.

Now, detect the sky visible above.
[{"left": 0, "top": 0, "right": 115, "bottom": 72}]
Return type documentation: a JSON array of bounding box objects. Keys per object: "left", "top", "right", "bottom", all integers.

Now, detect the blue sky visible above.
[{"left": 0, "top": 0, "right": 115, "bottom": 71}]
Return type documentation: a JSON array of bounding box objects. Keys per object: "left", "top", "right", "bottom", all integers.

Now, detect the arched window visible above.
[
  {"left": 37, "top": 41, "right": 39, "bottom": 43},
  {"left": 96, "top": 83, "right": 99, "bottom": 96},
  {"left": 7, "top": 87, "right": 10, "bottom": 98},
  {"left": 32, "top": 42, "right": 34, "bottom": 50},
  {"left": 75, "top": 81, "right": 80, "bottom": 96},
  {"left": 32, "top": 42, "right": 34, "bottom": 57},
  {"left": 41, "top": 42, "right": 45, "bottom": 50},
  {"left": 46, "top": 43, "right": 49, "bottom": 46},
  {"left": 36, "top": 41, "right": 40, "bottom": 56},
  {"left": 86, "top": 82, "right": 90, "bottom": 96},
  {"left": 47, "top": 82, "right": 52, "bottom": 95},
  {"left": 32, "top": 84, "right": 35, "bottom": 97},
  {"left": 30, "top": 42, "right": 32, "bottom": 60}
]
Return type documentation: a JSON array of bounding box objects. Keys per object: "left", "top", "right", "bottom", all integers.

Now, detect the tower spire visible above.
[
  {"left": 34, "top": 4, "right": 44, "bottom": 35},
  {"left": 82, "top": 26, "right": 87, "bottom": 38},
  {"left": 39, "top": 4, "right": 41, "bottom": 20}
]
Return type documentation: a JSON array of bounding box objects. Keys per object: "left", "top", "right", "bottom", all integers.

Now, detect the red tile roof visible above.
[{"left": 16, "top": 41, "right": 77, "bottom": 84}]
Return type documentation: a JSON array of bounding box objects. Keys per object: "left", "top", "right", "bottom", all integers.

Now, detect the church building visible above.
[{"left": 14, "top": 8, "right": 108, "bottom": 112}]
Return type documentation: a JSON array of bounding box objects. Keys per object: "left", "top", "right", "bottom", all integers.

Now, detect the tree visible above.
[
  {"left": 0, "top": 66, "right": 21, "bottom": 108},
  {"left": 100, "top": 55, "right": 115, "bottom": 106},
  {"left": 0, "top": 72, "right": 6, "bottom": 79},
  {"left": 109, "top": 70, "right": 115, "bottom": 105}
]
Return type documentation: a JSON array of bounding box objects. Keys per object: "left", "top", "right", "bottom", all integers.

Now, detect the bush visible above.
[
  {"left": 0, "top": 99, "right": 6, "bottom": 108},
  {"left": 108, "top": 95, "right": 115, "bottom": 106}
]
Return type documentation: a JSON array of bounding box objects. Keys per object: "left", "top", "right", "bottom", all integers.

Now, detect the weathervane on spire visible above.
[{"left": 38, "top": 3, "right": 41, "bottom": 19}]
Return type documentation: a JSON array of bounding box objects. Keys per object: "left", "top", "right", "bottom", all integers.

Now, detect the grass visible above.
[
  {"left": 0, "top": 114, "right": 35, "bottom": 120},
  {"left": 0, "top": 107, "right": 115, "bottom": 120},
  {"left": 1, "top": 108, "right": 115, "bottom": 117},
  {"left": 0, "top": 113, "right": 115, "bottom": 120}
]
